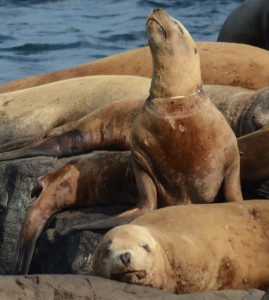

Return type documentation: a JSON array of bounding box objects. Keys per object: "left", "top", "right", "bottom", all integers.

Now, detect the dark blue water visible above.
[{"left": 0, "top": 0, "right": 243, "bottom": 85}]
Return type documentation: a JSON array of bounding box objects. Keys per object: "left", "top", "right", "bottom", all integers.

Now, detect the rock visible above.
[
  {"left": 0, "top": 274, "right": 265, "bottom": 300},
  {"left": 0, "top": 155, "right": 86, "bottom": 274},
  {"left": 0, "top": 154, "right": 131, "bottom": 275}
]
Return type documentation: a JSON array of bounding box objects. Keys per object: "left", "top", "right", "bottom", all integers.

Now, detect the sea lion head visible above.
[
  {"left": 92, "top": 224, "right": 177, "bottom": 292},
  {"left": 147, "top": 8, "right": 202, "bottom": 98}
]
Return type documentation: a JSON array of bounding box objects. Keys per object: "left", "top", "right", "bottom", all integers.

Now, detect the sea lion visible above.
[
  {"left": 218, "top": 0, "right": 269, "bottom": 50},
  {"left": 120, "top": 8, "right": 242, "bottom": 223},
  {"left": 13, "top": 125, "right": 269, "bottom": 274},
  {"left": 92, "top": 201, "right": 269, "bottom": 294},
  {"left": 0, "top": 75, "right": 150, "bottom": 144},
  {"left": 1, "top": 85, "right": 269, "bottom": 161},
  {"left": 206, "top": 86, "right": 269, "bottom": 136},
  {"left": 1, "top": 42, "right": 269, "bottom": 94}
]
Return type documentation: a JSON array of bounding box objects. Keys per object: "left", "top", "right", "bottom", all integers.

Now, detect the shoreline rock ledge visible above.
[{"left": 0, "top": 274, "right": 265, "bottom": 300}]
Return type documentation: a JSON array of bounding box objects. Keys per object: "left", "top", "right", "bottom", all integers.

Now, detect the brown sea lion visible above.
[
  {"left": 120, "top": 8, "right": 242, "bottom": 222},
  {"left": 218, "top": 0, "right": 269, "bottom": 50},
  {"left": 0, "top": 75, "right": 150, "bottom": 145},
  {"left": 1, "top": 85, "right": 269, "bottom": 161},
  {"left": 1, "top": 42, "right": 269, "bottom": 94},
  {"left": 93, "top": 201, "right": 269, "bottom": 294},
  {"left": 13, "top": 151, "right": 137, "bottom": 275}
]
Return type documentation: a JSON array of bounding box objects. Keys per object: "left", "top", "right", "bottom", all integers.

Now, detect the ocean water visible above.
[{"left": 0, "top": 0, "right": 243, "bottom": 84}]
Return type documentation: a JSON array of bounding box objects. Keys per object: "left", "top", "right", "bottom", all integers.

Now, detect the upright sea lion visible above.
[
  {"left": 13, "top": 9, "right": 243, "bottom": 274},
  {"left": 218, "top": 0, "right": 269, "bottom": 50},
  {"left": 1, "top": 85, "right": 269, "bottom": 160},
  {"left": 121, "top": 8, "right": 242, "bottom": 222},
  {"left": 0, "top": 75, "right": 150, "bottom": 144},
  {"left": 93, "top": 201, "right": 269, "bottom": 294},
  {"left": 1, "top": 42, "right": 269, "bottom": 94}
]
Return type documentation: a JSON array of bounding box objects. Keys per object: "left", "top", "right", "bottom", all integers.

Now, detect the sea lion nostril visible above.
[
  {"left": 119, "top": 252, "right": 131, "bottom": 266},
  {"left": 153, "top": 8, "right": 161, "bottom": 13}
]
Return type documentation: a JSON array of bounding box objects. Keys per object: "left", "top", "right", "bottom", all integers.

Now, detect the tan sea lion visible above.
[
  {"left": 0, "top": 42, "right": 269, "bottom": 94},
  {"left": 1, "top": 85, "right": 269, "bottom": 161},
  {"left": 218, "top": 0, "right": 269, "bottom": 50},
  {"left": 92, "top": 201, "right": 269, "bottom": 294},
  {"left": 0, "top": 75, "right": 150, "bottom": 144}
]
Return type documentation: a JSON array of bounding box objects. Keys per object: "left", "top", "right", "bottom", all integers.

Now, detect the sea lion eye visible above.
[
  {"left": 142, "top": 243, "right": 151, "bottom": 253},
  {"left": 101, "top": 240, "right": 112, "bottom": 258}
]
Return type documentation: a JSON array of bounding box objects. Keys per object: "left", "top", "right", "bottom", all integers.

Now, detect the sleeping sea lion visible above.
[
  {"left": 0, "top": 75, "right": 150, "bottom": 145},
  {"left": 1, "top": 85, "right": 269, "bottom": 160},
  {"left": 218, "top": 0, "right": 269, "bottom": 50},
  {"left": 93, "top": 201, "right": 269, "bottom": 294},
  {"left": 1, "top": 42, "right": 269, "bottom": 94}
]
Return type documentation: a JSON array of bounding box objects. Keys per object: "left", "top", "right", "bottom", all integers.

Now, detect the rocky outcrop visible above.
[
  {"left": 0, "top": 274, "right": 265, "bottom": 300},
  {"left": 0, "top": 156, "right": 77, "bottom": 274}
]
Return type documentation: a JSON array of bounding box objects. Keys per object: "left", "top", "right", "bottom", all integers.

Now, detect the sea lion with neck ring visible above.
[
  {"left": 13, "top": 9, "right": 243, "bottom": 275},
  {"left": 92, "top": 201, "right": 269, "bottom": 294},
  {"left": 1, "top": 85, "right": 269, "bottom": 160}
]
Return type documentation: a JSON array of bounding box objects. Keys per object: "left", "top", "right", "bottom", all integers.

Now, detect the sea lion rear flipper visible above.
[
  {"left": 0, "top": 136, "right": 64, "bottom": 161},
  {"left": 13, "top": 216, "right": 48, "bottom": 275},
  {"left": 0, "top": 133, "right": 47, "bottom": 153}
]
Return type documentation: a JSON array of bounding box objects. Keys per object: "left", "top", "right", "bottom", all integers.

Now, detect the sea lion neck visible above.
[{"left": 147, "top": 9, "right": 202, "bottom": 98}]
